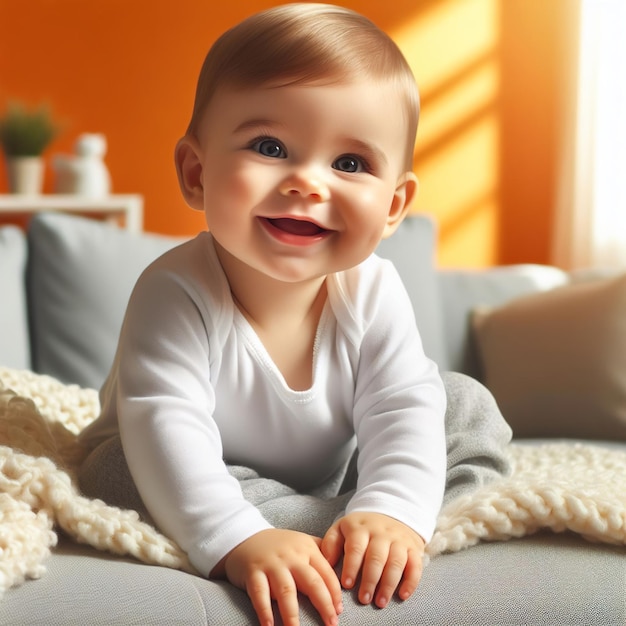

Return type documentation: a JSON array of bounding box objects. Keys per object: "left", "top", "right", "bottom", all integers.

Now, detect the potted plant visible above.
[{"left": 0, "top": 102, "right": 58, "bottom": 194}]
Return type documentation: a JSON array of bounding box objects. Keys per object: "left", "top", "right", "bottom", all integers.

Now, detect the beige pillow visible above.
[{"left": 473, "top": 273, "right": 626, "bottom": 440}]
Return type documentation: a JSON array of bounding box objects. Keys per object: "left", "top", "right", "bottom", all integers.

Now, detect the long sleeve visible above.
[
  {"left": 332, "top": 258, "right": 447, "bottom": 541},
  {"left": 97, "top": 245, "right": 272, "bottom": 577}
]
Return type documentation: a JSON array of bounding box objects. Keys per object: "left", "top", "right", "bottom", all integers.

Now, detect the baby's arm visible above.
[
  {"left": 327, "top": 259, "right": 447, "bottom": 606},
  {"left": 321, "top": 512, "right": 425, "bottom": 608}
]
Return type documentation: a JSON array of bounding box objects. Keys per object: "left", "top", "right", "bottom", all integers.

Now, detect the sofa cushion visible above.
[
  {"left": 0, "top": 225, "right": 30, "bottom": 370},
  {"left": 473, "top": 273, "right": 626, "bottom": 440},
  {"left": 28, "top": 213, "right": 185, "bottom": 389},
  {"left": 376, "top": 215, "right": 448, "bottom": 370},
  {"left": 2, "top": 532, "right": 624, "bottom": 625}
]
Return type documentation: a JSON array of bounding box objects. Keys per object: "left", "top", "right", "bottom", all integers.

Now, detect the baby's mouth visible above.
[{"left": 265, "top": 218, "right": 328, "bottom": 237}]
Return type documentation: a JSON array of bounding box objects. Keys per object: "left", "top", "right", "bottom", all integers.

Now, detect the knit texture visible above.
[
  {"left": 1, "top": 366, "right": 625, "bottom": 597},
  {"left": 0, "top": 367, "right": 194, "bottom": 598}
]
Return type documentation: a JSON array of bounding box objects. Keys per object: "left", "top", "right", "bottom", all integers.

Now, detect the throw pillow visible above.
[
  {"left": 439, "top": 264, "right": 568, "bottom": 377},
  {"left": 473, "top": 273, "right": 626, "bottom": 440},
  {"left": 28, "top": 213, "right": 186, "bottom": 389}
]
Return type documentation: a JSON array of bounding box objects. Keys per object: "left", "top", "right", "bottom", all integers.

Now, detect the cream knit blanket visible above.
[{"left": 1, "top": 367, "right": 625, "bottom": 597}]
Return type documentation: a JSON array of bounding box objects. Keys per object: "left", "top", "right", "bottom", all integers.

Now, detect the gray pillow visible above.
[
  {"left": 376, "top": 215, "right": 448, "bottom": 370},
  {"left": 28, "top": 213, "right": 186, "bottom": 389},
  {"left": 0, "top": 225, "right": 30, "bottom": 369}
]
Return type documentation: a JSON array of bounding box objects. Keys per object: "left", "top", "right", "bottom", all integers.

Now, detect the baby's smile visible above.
[
  {"left": 267, "top": 217, "right": 328, "bottom": 237},
  {"left": 259, "top": 216, "right": 332, "bottom": 247}
]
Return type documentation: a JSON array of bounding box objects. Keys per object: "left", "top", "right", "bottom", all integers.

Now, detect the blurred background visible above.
[{"left": 1, "top": 0, "right": 623, "bottom": 268}]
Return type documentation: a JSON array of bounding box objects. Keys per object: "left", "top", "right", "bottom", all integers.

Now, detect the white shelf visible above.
[{"left": 0, "top": 194, "right": 144, "bottom": 232}]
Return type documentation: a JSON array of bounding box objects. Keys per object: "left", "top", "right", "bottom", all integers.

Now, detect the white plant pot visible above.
[{"left": 6, "top": 156, "right": 45, "bottom": 195}]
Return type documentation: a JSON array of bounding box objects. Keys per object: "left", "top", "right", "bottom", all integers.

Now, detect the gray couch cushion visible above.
[
  {"left": 376, "top": 215, "right": 448, "bottom": 370},
  {"left": 0, "top": 225, "right": 30, "bottom": 370},
  {"left": 1, "top": 533, "right": 623, "bottom": 625},
  {"left": 28, "top": 213, "right": 185, "bottom": 389}
]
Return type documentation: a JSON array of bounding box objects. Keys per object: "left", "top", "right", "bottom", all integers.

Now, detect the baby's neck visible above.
[
  {"left": 216, "top": 245, "right": 329, "bottom": 391},
  {"left": 237, "top": 281, "right": 328, "bottom": 391}
]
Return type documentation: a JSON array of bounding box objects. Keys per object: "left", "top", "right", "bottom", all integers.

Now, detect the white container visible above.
[{"left": 53, "top": 133, "right": 111, "bottom": 197}]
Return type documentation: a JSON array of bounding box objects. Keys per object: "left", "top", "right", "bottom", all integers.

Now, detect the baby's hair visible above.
[{"left": 186, "top": 3, "right": 420, "bottom": 170}]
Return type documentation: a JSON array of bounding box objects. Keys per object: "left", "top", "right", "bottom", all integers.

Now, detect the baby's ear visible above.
[
  {"left": 382, "top": 171, "right": 419, "bottom": 239},
  {"left": 174, "top": 136, "right": 205, "bottom": 211}
]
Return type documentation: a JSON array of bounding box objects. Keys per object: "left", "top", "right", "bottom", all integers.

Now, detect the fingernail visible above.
[
  {"left": 344, "top": 577, "right": 353, "bottom": 588},
  {"left": 378, "top": 596, "right": 388, "bottom": 608},
  {"left": 362, "top": 592, "right": 371, "bottom": 604}
]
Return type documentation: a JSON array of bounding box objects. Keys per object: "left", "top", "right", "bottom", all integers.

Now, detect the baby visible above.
[{"left": 80, "top": 4, "right": 447, "bottom": 625}]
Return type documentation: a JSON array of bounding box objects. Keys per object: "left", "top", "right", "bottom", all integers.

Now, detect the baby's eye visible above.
[
  {"left": 332, "top": 155, "right": 368, "bottom": 173},
  {"left": 251, "top": 138, "right": 286, "bottom": 159}
]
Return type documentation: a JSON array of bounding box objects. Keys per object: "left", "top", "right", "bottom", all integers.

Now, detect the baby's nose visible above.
[{"left": 278, "top": 170, "right": 330, "bottom": 202}]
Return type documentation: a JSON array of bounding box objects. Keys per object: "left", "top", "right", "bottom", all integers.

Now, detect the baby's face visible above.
[{"left": 194, "top": 79, "right": 416, "bottom": 284}]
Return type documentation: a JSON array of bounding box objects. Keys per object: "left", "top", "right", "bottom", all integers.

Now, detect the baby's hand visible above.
[
  {"left": 220, "top": 528, "right": 343, "bottom": 626},
  {"left": 321, "top": 512, "right": 425, "bottom": 609}
]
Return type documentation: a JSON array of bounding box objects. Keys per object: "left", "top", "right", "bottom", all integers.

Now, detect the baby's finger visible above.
[
  {"left": 374, "top": 542, "right": 409, "bottom": 608},
  {"left": 267, "top": 569, "right": 300, "bottom": 626},
  {"left": 340, "top": 526, "right": 369, "bottom": 590},
  {"left": 357, "top": 537, "right": 390, "bottom": 604},
  {"left": 397, "top": 548, "right": 424, "bottom": 601},
  {"left": 311, "top": 551, "right": 344, "bottom": 615},
  {"left": 292, "top": 562, "right": 341, "bottom": 626},
  {"left": 246, "top": 570, "right": 275, "bottom": 626},
  {"left": 320, "top": 524, "right": 344, "bottom": 567}
]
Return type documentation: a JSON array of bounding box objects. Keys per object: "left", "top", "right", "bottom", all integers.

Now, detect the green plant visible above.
[{"left": 0, "top": 102, "right": 58, "bottom": 157}]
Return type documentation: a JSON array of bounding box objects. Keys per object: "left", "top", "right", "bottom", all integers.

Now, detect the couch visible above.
[{"left": 0, "top": 211, "right": 624, "bottom": 625}]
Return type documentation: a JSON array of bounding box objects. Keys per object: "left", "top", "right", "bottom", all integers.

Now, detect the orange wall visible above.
[{"left": 0, "top": 0, "right": 578, "bottom": 267}]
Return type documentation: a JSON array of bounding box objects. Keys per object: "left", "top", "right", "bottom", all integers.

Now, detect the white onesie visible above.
[{"left": 80, "top": 231, "right": 447, "bottom": 576}]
